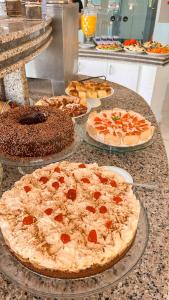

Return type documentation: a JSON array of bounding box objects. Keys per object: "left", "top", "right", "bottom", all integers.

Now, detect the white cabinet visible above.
[
  {"left": 78, "top": 58, "right": 139, "bottom": 91},
  {"left": 78, "top": 58, "right": 108, "bottom": 77},
  {"left": 106, "top": 61, "right": 140, "bottom": 91}
]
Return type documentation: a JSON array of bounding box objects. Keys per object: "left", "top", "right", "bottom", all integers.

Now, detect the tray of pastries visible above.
[
  {"left": 66, "top": 80, "right": 113, "bottom": 101},
  {"left": 86, "top": 108, "right": 155, "bottom": 147},
  {"left": 35, "top": 95, "right": 89, "bottom": 118}
]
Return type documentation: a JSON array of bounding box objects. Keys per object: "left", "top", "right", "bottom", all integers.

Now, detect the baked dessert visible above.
[
  {"left": 124, "top": 44, "right": 146, "bottom": 53},
  {"left": 0, "top": 106, "right": 74, "bottom": 157},
  {"left": 66, "top": 80, "right": 112, "bottom": 100},
  {"left": 96, "top": 43, "right": 122, "bottom": 51},
  {"left": 146, "top": 47, "right": 169, "bottom": 55},
  {"left": 86, "top": 108, "right": 155, "bottom": 147},
  {"left": 0, "top": 161, "right": 140, "bottom": 278},
  {"left": 35, "top": 95, "right": 87, "bottom": 118},
  {"left": 143, "top": 41, "right": 163, "bottom": 49}
]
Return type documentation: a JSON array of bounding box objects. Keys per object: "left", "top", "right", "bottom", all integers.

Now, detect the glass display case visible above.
[{"left": 83, "top": 0, "right": 158, "bottom": 41}]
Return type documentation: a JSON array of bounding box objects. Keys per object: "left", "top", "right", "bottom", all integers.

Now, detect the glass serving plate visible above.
[
  {"left": 82, "top": 125, "right": 155, "bottom": 153},
  {"left": 0, "top": 124, "right": 82, "bottom": 168},
  {"left": 0, "top": 201, "right": 149, "bottom": 299}
]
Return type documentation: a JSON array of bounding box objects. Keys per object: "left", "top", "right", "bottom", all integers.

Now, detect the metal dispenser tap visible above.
[{"left": 26, "top": 2, "right": 79, "bottom": 95}]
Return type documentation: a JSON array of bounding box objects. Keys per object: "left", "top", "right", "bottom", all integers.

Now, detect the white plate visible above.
[
  {"left": 124, "top": 48, "right": 146, "bottom": 54},
  {"left": 104, "top": 165, "right": 133, "bottom": 184},
  {"left": 79, "top": 43, "right": 95, "bottom": 49},
  {"left": 96, "top": 47, "right": 123, "bottom": 53},
  {"left": 65, "top": 87, "right": 114, "bottom": 109},
  {"left": 146, "top": 51, "right": 169, "bottom": 57}
]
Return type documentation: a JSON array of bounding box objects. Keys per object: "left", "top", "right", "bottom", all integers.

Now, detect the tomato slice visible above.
[
  {"left": 99, "top": 206, "right": 107, "bottom": 214},
  {"left": 61, "top": 233, "right": 70, "bottom": 244},
  {"left": 24, "top": 186, "right": 31, "bottom": 193},
  {"left": 66, "top": 189, "right": 77, "bottom": 201},
  {"left": 23, "top": 215, "right": 36, "bottom": 225},
  {"left": 39, "top": 177, "right": 48, "bottom": 184},
  {"left": 88, "top": 230, "right": 97, "bottom": 243},
  {"left": 54, "top": 213, "right": 63, "bottom": 222},
  {"left": 93, "top": 191, "right": 101, "bottom": 200},
  {"left": 44, "top": 208, "right": 53, "bottom": 215},
  {"left": 86, "top": 206, "right": 96, "bottom": 213}
]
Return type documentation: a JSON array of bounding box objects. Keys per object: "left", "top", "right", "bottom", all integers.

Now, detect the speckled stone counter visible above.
[
  {"left": 0, "top": 17, "right": 52, "bottom": 103},
  {"left": 0, "top": 82, "right": 168, "bottom": 299}
]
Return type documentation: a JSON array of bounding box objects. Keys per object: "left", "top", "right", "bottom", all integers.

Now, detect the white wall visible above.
[{"left": 153, "top": 0, "right": 169, "bottom": 43}]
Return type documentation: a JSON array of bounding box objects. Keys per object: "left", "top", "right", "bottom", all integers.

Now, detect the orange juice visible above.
[{"left": 81, "top": 15, "right": 97, "bottom": 37}]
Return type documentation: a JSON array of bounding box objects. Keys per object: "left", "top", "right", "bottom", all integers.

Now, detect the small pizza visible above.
[
  {"left": 0, "top": 161, "right": 140, "bottom": 278},
  {"left": 86, "top": 109, "right": 155, "bottom": 147}
]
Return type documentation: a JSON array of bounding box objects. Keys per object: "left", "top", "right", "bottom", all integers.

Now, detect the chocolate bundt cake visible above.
[{"left": 0, "top": 106, "right": 74, "bottom": 157}]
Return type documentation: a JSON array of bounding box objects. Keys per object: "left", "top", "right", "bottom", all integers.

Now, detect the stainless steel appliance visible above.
[{"left": 26, "top": 2, "right": 79, "bottom": 94}]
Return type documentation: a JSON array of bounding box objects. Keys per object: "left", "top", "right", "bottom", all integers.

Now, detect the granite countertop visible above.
[
  {"left": 0, "top": 17, "right": 53, "bottom": 78},
  {"left": 0, "top": 82, "right": 168, "bottom": 299},
  {"left": 0, "top": 17, "right": 52, "bottom": 43},
  {"left": 79, "top": 47, "right": 169, "bottom": 66}
]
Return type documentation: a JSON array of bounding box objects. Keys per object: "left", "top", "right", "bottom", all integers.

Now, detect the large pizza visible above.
[
  {"left": 86, "top": 108, "right": 155, "bottom": 147},
  {"left": 0, "top": 162, "right": 140, "bottom": 278}
]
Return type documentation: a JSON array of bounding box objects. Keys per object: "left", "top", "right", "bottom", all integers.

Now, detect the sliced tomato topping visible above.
[
  {"left": 60, "top": 233, "right": 70, "bottom": 244},
  {"left": 44, "top": 208, "right": 53, "bottom": 215},
  {"left": 81, "top": 177, "right": 90, "bottom": 183},
  {"left": 88, "top": 230, "right": 97, "bottom": 243},
  {"left": 86, "top": 206, "right": 96, "bottom": 213},
  {"left": 24, "top": 186, "right": 31, "bottom": 193},
  {"left": 110, "top": 180, "right": 117, "bottom": 188},
  {"left": 113, "top": 195, "right": 122, "bottom": 204},
  {"left": 97, "top": 174, "right": 108, "bottom": 184},
  {"left": 99, "top": 206, "right": 107, "bottom": 214},
  {"left": 94, "top": 117, "right": 102, "bottom": 122},
  {"left": 39, "top": 176, "right": 48, "bottom": 184},
  {"left": 52, "top": 181, "right": 59, "bottom": 189},
  {"left": 122, "top": 113, "right": 129, "bottom": 119},
  {"left": 66, "top": 189, "right": 77, "bottom": 201},
  {"left": 105, "top": 220, "right": 112, "bottom": 229},
  {"left": 96, "top": 126, "right": 107, "bottom": 130},
  {"left": 79, "top": 163, "right": 86, "bottom": 168},
  {"left": 23, "top": 215, "right": 36, "bottom": 225},
  {"left": 93, "top": 191, "right": 101, "bottom": 200},
  {"left": 115, "top": 120, "right": 122, "bottom": 125},
  {"left": 54, "top": 213, "right": 63, "bottom": 222},
  {"left": 54, "top": 166, "right": 61, "bottom": 173},
  {"left": 59, "top": 177, "right": 64, "bottom": 184}
]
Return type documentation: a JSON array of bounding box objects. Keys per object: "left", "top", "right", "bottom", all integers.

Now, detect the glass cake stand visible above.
[
  {"left": 82, "top": 124, "right": 155, "bottom": 153},
  {"left": 0, "top": 125, "right": 82, "bottom": 174},
  {"left": 0, "top": 201, "right": 149, "bottom": 299}
]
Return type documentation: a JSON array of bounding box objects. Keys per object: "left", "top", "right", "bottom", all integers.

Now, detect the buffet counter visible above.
[
  {"left": 0, "top": 17, "right": 52, "bottom": 103},
  {"left": 79, "top": 47, "right": 169, "bottom": 66},
  {"left": 78, "top": 48, "right": 169, "bottom": 122},
  {"left": 0, "top": 81, "right": 168, "bottom": 299}
]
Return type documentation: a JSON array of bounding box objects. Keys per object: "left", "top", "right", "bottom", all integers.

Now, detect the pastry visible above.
[
  {"left": 35, "top": 95, "right": 87, "bottom": 117},
  {"left": 66, "top": 80, "right": 112, "bottom": 100},
  {"left": 0, "top": 161, "right": 140, "bottom": 278},
  {"left": 0, "top": 106, "right": 74, "bottom": 157},
  {"left": 86, "top": 109, "right": 155, "bottom": 147}
]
